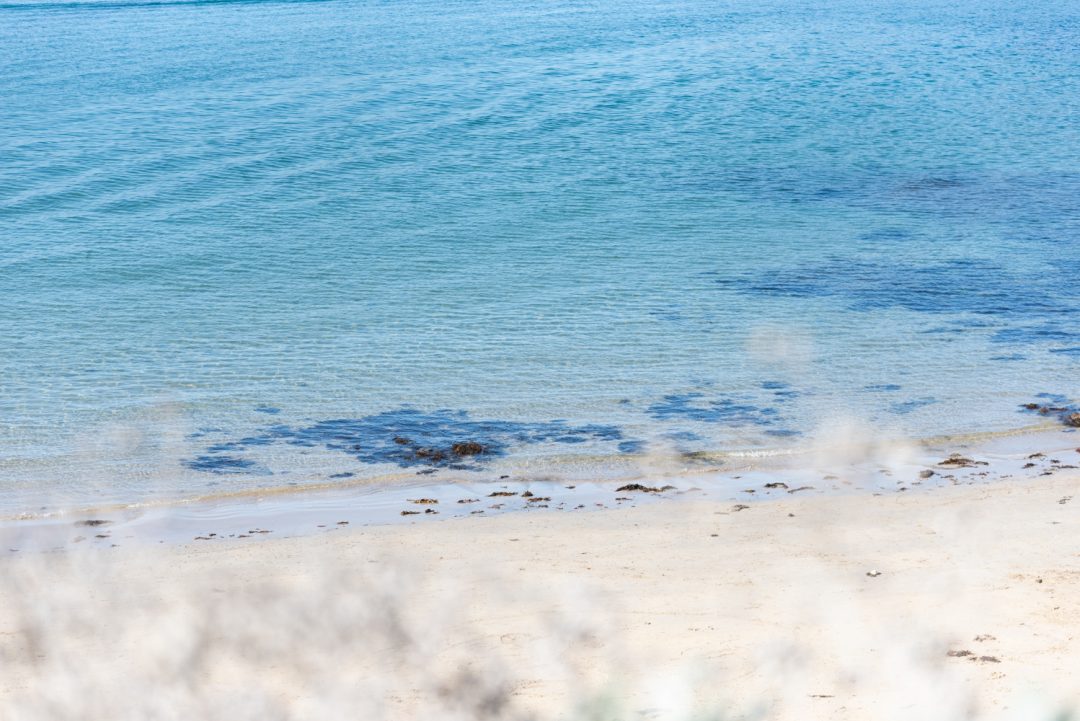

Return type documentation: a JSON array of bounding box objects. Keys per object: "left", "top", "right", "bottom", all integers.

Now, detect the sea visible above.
[{"left": 1, "top": 0, "right": 1078, "bottom": 515}]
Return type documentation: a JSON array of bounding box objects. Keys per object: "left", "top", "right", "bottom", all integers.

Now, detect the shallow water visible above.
[{"left": 1, "top": 0, "right": 1078, "bottom": 513}]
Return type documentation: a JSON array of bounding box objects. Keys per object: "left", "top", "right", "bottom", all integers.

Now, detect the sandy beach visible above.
[{"left": 2, "top": 457, "right": 1078, "bottom": 720}]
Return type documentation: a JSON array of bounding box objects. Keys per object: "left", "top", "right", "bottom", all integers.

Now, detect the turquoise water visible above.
[{"left": 1, "top": 0, "right": 1078, "bottom": 513}]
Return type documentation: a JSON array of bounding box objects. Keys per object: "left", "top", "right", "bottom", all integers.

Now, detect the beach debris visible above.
[
  {"left": 974, "top": 634, "right": 996, "bottom": 642},
  {"left": 336, "top": 520, "right": 349, "bottom": 525},
  {"left": 194, "top": 536, "right": 212, "bottom": 541},
  {"left": 919, "top": 470, "right": 935, "bottom": 479},
  {"left": 424, "top": 508, "right": 438, "bottom": 514},
  {"left": 947, "top": 649, "right": 973, "bottom": 658},
  {"left": 764, "top": 482, "right": 788, "bottom": 489},
  {"left": 939, "top": 454, "right": 987, "bottom": 468},
  {"left": 1028, "top": 452, "right": 1045, "bottom": 459},
  {"left": 489, "top": 491, "right": 517, "bottom": 497},
  {"left": 787, "top": 485, "right": 814, "bottom": 494},
  {"left": 866, "top": 570, "right": 882, "bottom": 577},
  {"left": 1023, "top": 462, "right": 1037, "bottom": 469},
  {"left": 615, "top": 496, "right": 631, "bottom": 501},
  {"left": 400, "top": 510, "right": 420, "bottom": 516},
  {"left": 457, "top": 498, "right": 479, "bottom": 504},
  {"left": 75, "top": 519, "right": 110, "bottom": 527},
  {"left": 975, "top": 655, "right": 1001, "bottom": 663},
  {"left": 526, "top": 496, "right": 551, "bottom": 503},
  {"left": 1020, "top": 402, "right": 1080, "bottom": 428},
  {"left": 732, "top": 504, "right": 750, "bottom": 512},
  {"left": 409, "top": 498, "right": 438, "bottom": 504},
  {"left": 451, "top": 441, "right": 486, "bottom": 456},
  {"left": 521, "top": 490, "right": 534, "bottom": 497},
  {"left": 565, "top": 485, "right": 576, "bottom": 489},
  {"left": 615, "top": 483, "right": 676, "bottom": 493},
  {"left": 1059, "top": 496, "right": 1072, "bottom": 505},
  {"left": 248, "top": 528, "right": 271, "bottom": 534}
]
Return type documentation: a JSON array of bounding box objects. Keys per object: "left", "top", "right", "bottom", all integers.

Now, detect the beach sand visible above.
[{"left": 2, "top": 467, "right": 1079, "bottom": 720}]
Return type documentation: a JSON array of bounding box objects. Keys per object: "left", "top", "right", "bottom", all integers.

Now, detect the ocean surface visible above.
[{"left": 1, "top": 0, "right": 1078, "bottom": 514}]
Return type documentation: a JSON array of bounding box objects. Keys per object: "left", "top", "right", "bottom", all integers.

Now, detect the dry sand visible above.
[{"left": 2, "top": 470, "right": 1079, "bottom": 720}]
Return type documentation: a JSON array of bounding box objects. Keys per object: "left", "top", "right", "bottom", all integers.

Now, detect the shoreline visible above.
[{"left": 3, "top": 424, "right": 1077, "bottom": 554}]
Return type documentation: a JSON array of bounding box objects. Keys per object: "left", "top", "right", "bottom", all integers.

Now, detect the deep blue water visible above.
[{"left": 1, "top": 0, "right": 1078, "bottom": 512}]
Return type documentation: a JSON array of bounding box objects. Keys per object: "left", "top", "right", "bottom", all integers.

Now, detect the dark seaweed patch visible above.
[
  {"left": 765, "top": 429, "right": 802, "bottom": 437},
  {"left": 992, "top": 326, "right": 1078, "bottom": 344},
  {"left": 185, "top": 408, "right": 633, "bottom": 474},
  {"left": 717, "top": 255, "right": 1080, "bottom": 353},
  {"left": 665, "top": 431, "right": 703, "bottom": 441},
  {"left": 888, "top": 398, "right": 938, "bottom": 415},
  {"left": 761, "top": 381, "right": 800, "bottom": 403},
  {"left": 647, "top": 393, "right": 781, "bottom": 427},
  {"left": 185, "top": 455, "right": 268, "bottom": 475},
  {"left": 859, "top": 228, "right": 913, "bottom": 242}
]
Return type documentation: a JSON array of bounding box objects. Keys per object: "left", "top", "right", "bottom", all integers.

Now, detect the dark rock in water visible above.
[
  {"left": 919, "top": 470, "right": 935, "bottom": 479},
  {"left": 1019, "top": 399, "right": 1080, "bottom": 428},
  {"left": 424, "top": 508, "right": 438, "bottom": 515},
  {"left": 488, "top": 491, "right": 517, "bottom": 497},
  {"left": 451, "top": 441, "right": 485, "bottom": 456},
  {"left": 393, "top": 436, "right": 412, "bottom": 445},
  {"left": 75, "top": 519, "right": 110, "bottom": 527},
  {"left": 521, "top": 490, "right": 534, "bottom": 497},
  {"left": 400, "top": 510, "right": 420, "bottom": 516},
  {"left": 414, "top": 447, "right": 446, "bottom": 462},
  {"left": 764, "top": 482, "right": 788, "bottom": 489}
]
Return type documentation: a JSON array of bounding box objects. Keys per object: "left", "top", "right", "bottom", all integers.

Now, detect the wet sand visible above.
[{"left": 1, "top": 453, "right": 1078, "bottom": 719}]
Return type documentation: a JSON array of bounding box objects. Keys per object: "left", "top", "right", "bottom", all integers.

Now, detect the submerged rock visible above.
[{"left": 451, "top": 441, "right": 485, "bottom": 456}]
